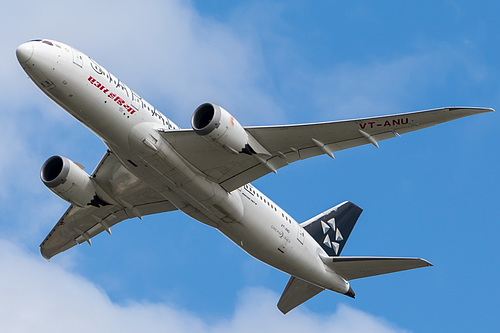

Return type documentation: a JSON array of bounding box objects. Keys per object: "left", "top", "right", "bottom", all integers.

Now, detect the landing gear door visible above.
[{"left": 72, "top": 48, "right": 83, "bottom": 68}]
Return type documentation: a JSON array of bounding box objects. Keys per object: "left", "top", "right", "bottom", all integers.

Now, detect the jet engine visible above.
[
  {"left": 191, "top": 103, "right": 254, "bottom": 154},
  {"left": 41, "top": 155, "right": 108, "bottom": 207}
]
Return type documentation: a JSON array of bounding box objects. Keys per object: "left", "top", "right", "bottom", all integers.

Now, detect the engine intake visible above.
[
  {"left": 191, "top": 103, "right": 251, "bottom": 154},
  {"left": 41, "top": 155, "right": 108, "bottom": 207},
  {"left": 191, "top": 103, "right": 222, "bottom": 135}
]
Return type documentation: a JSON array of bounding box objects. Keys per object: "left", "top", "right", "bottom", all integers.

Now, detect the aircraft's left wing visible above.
[
  {"left": 161, "top": 107, "right": 492, "bottom": 192},
  {"left": 40, "top": 151, "right": 177, "bottom": 260}
]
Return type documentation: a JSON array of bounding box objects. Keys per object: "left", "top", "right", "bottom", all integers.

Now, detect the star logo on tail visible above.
[{"left": 320, "top": 217, "right": 344, "bottom": 255}]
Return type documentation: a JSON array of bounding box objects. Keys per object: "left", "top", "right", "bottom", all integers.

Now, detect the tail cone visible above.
[{"left": 345, "top": 286, "right": 355, "bottom": 299}]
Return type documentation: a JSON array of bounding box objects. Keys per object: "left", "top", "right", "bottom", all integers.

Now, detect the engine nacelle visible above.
[
  {"left": 41, "top": 155, "right": 107, "bottom": 207},
  {"left": 191, "top": 103, "right": 251, "bottom": 154}
]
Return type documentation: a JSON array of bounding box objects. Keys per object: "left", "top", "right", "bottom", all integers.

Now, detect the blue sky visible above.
[{"left": 1, "top": 1, "right": 499, "bottom": 331}]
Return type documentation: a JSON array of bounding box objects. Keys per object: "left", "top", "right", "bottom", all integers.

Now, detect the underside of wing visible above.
[
  {"left": 40, "top": 151, "right": 177, "bottom": 260},
  {"left": 161, "top": 107, "right": 492, "bottom": 192},
  {"left": 321, "top": 256, "right": 433, "bottom": 281}
]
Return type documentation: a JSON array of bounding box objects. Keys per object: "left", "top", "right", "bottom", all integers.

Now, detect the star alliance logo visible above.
[{"left": 321, "top": 217, "right": 344, "bottom": 255}]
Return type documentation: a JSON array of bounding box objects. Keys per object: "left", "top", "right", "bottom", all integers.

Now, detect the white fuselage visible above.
[{"left": 17, "top": 40, "right": 351, "bottom": 295}]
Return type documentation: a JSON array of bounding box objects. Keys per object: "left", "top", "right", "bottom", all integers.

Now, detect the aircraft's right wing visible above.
[
  {"left": 40, "top": 151, "right": 178, "bottom": 260},
  {"left": 320, "top": 256, "right": 432, "bottom": 281}
]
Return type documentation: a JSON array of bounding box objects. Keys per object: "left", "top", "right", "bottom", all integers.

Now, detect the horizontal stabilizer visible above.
[
  {"left": 321, "top": 256, "right": 432, "bottom": 281},
  {"left": 278, "top": 276, "right": 324, "bottom": 314}
]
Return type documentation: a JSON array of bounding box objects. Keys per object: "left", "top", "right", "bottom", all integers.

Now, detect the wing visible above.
[
  {"left": 40, "top": 151, "right": 177, "bottom": 260},
  {"left": 321, "top": 256, "right": 432, "bottom": 281},
  {"left": 161, "top": 107, "right": 493, "bottom": 192}
]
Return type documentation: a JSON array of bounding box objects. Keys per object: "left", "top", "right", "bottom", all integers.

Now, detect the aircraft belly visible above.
[
  {"left": 109, "top": 132, "right": 245, "bottom": 227},
  {"left": 216, "top": 192, "right": 351, "bottom": 294},
  {"left": 220, "top": 193, "right": 309, "bottom": 271}
]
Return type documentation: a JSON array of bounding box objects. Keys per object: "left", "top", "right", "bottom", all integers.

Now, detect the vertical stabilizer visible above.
[{"left": 301, "top": 201, "right": 362, "bottom": 256}]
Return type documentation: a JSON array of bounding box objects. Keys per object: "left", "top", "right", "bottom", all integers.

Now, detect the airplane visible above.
[{"left": 16, "top": 39, "right": 493, "bottom": 314}]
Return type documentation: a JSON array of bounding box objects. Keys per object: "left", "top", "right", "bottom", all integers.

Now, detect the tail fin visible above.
[{"left": 301, "top": 201, "right": 362, "bottom": 256}]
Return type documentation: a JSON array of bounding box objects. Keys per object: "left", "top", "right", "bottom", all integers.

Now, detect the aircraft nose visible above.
[{"left": 16, "top": 42, "right": 34, "bottom": 63}]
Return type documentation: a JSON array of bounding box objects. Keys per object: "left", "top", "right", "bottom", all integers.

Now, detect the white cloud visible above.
[
  {"left": 3, "top": 0, "right": 286, "bottom": 131},
  {"left": 0, "top": 239, "right": 409, "bottom": 333}
]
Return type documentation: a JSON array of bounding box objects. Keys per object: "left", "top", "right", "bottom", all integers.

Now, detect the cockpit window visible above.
[{"left": 27, "top": 39, "right": 55, "bottom": 46}]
